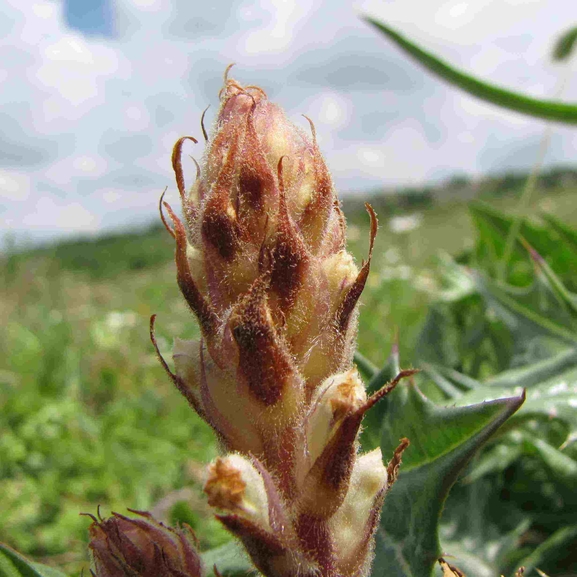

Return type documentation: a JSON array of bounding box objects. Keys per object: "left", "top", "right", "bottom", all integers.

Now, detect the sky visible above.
[{"left": 1, "top": 0, "right": 576, "bottom": 245}]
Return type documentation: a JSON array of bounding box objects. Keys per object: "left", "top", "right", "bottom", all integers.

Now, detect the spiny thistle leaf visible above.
[
  {"left": 372, "top": 380, "right": 524, "bottom": 577},
  {"left": 363, "top": 17, "right": 577, "bottom": 124},
  {"left": 0, "top": 543, "right": 68, "bottom": 577},
  {"left": 453, "top": 353, "right": 577, "bottom": 435},
  {"left": 424, "top": 348, "right": 577, "bottom": 492},
  {"left": 474, "top": 273, "right": 577, "bottom": 345}
]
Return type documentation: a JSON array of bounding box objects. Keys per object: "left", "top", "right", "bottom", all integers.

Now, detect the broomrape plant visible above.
[{"left": 86, "top": 69, "right": 417, "bottom": 577}]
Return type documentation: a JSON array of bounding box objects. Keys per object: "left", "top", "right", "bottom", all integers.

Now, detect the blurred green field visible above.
[{"left": 1, "top": 182, "right": 576, "bottom": 575}]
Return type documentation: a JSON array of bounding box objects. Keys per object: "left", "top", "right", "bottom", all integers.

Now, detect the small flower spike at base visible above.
[
  {"left": 86, "top": 509, "right": 204, "bottom": 577},
  {"left": 154, "top": 68, "right": 418, "bottom": 577}
]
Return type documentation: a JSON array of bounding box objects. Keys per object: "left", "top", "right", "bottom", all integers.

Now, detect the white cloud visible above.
[
  {"left": 358, "top": 146, "right": 385, "bottom": 166},
  {"left": 23, "top": 197, "right": 100, "bottom": 231},
  {"left": 123, "top": 104, "right": 152, "bottom": 130},
  {"left": 319, "top": 94, "right": 349, "bottom": 128},
  {"left": 457, "top": 131, "right": 475, "bottom": 144},
  {"left": 95, "top": 186, "right": 179, "bottom": 210},
  {"left": 435, "top": 0, "right": 491, "bottom": 32},
  {"left": 454, "top": 92, "right": 537, "bottom": 131},
  {"left": 298, "top": 92, "right": 352, "bottom": 132},
  {"left": 102, "top": 190, "right": 122, "bottom": 204},
  {"left": 31, "top": 2, "right": 55, "bottom": 19},
  {"left": 72, "top": 156, "right": 99, "bottom": 173},
  {"left": 44, "top": 155, "right": 109, "bottom": 186},
  {"left": 0, "top": 171, "right": 31, "bottom": 201},
  {"left": 448, "top": 2, "right": 468, "bottom": 19},
  {"left": 129, "top": 0, "right": 164, "bottom": 11},
  {"left": 238, "top": 0, "right": 314, "bottom": 59},
  {"left": 34, "top": 35, "right": 121, "bottom": 106}
]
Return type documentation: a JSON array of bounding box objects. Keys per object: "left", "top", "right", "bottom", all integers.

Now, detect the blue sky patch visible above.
[{"left": 64, "top": 0, "right": 114, "bottom": 37}]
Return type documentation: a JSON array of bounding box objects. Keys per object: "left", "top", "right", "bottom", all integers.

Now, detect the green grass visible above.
[
  {"left": 1, "top": 184, "right": 576, "bottom": 575},
  {"left": 0, "top": 239, "right": 224, "bottom": 574}
]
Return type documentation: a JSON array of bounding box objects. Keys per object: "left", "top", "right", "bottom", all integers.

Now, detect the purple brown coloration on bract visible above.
[
  {"left": 87, "top": 509, "right": 204, "bottom": 577},
  {"left": 155, "top": 69, "right": 416, "bottom": 577}
]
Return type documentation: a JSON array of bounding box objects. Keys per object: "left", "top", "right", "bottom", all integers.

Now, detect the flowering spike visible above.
[
  {"left": 88, "top": 509, "right": 204, "bottom": 577},
  {"left": 158, "top": 73, "right": 409, "bottom": 577}
]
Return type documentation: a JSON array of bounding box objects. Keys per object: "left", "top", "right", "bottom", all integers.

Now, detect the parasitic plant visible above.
[{"left": 147, "top": 68, "right": 416, "bottom": 577}]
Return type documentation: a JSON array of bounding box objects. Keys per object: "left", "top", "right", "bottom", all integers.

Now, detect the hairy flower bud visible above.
[
  {"left": 306, "top": 369, "right": 366, "bottom": 467},
  {"left": 153, "top": 70, "right": 417, "bottom": 577},
  {"left": 329, "top": 449, "right": 388, "bottom": 576},
  {"left": 87, "top": 509, "right": 204, "bottom": 577},
  {"left": 204, "top": 455, "right": 270, "bottom": 531}
]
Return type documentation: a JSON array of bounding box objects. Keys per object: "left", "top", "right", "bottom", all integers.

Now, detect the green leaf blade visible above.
[
  {"left": 0, "top": 544, "right": 68, "bottom": 577},
  {"left": 553, "top": 26, "right": 577, "bottom": 62},
  {"left": 364, "top": 17, "right": 577, "bottom": 124},
  {"left": 201, "top": 540, "right": 253, "bottom": 577},
  {"left": 374, "top": 382, "right": 524, "bottom": 577}
]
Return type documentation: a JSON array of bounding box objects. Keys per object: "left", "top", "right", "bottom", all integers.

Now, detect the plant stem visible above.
[{"left": 498, "top": 56, "right": 574, "bottom": 282}]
